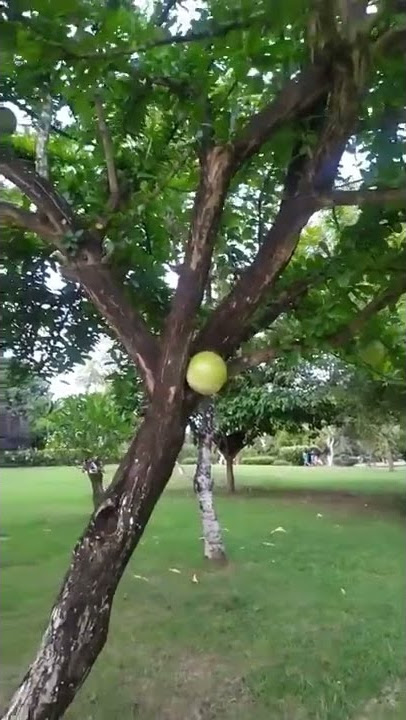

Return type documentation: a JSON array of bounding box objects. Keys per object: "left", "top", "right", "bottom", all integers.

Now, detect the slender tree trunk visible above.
[
  {"left": 3, "top": 404, "right": 186, "bottom": 720},
  {"left": 193, "top": 404, "right": 226, "bottom": 563},
  {"left": 35, "top": 95, "right": 52, "bottom": 179},
  {"left": 225, "top": 454, "right": 236, "bottom": 493},
  {"left": 385, "top": 440, "right": 395, "bottom": 472},
  {"left": 326, "top": 436, "right": 335, "bottom": 467},
  {"left": 87, "top": 470, "right": 104, "bottom": 510}
]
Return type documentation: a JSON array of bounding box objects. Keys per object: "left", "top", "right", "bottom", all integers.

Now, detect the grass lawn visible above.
[{"left": 1, "top": 464, "right": 405, "bottom": 719}]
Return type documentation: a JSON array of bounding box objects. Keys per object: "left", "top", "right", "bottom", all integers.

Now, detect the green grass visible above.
[{"left": 1, "top": 465, "right": 405, "bottom": 719}]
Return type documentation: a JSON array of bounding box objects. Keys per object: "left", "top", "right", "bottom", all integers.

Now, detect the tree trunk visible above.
[
  {"left": 3, "top": 404, "right": 186, "bottom": 720},
  {"left": 87, "top": 470, "right": 104, "bottom": 510},
  {"left": 385, "top": 440, "right": 395, "bottom": 472},
  {"left": 225, "top": 454, "right": 236, "bottom": 493},
  {"left": 193, "top": 404, "right": 226, "bottom": 563},
  {"left": 326, "top": 436, "right": 335, "bottom": 467}
]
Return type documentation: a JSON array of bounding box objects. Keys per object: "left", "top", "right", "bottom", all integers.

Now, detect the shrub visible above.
[
  {"left": 241, "top": 455, "right": 276, "bottom": 465},
  {"left": 177, "top": 445, "right": 197, "bottom": 462},
  {"left": 334, "top": 454, "right": 358, "bottom": 467},
  {"left": 277, "top": 445, "right": 308, "bottom": 465},
  {"left": 181, "top": 457, "right": 197, "bottom": 466}
]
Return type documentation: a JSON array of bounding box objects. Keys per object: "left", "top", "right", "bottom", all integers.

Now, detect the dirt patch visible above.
[
  {"left": 354, "top": 680, "right": 404, "bottom": 719},
  {"left": 135, "top": 652, "right": 253, "bottom": 720},
  {"left": 231, "top": 487, "right": 406, "bottom": 517}
]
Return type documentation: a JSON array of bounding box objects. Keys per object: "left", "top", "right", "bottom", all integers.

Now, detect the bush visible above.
[
  {"left": 277, "top": 445, "right": 308, "bottom": 465},
  {"left": 334, "top": 454, "right": 358, "bottom": 467},
  {"left": 272, "top": 459, "right": 291, "bottom": 466},
  {"left": 0, "top": 448, "right": 122, "bottom": 467},
  {"left": 177, "top": 445, "right": 197, "bottom": 463},
  {"left": 241, "top": 455, "right": 276, "bottom": 465}
]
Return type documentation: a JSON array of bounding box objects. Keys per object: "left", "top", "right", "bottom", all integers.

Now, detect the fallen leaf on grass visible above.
[
  {"left": 271, "top": 526, "right": 287, "bottom": 534},
  {"left": 262, "top": 542, "right": 276, "bottom": 546},
  {"left": 191, "top": 574, "right": 199, "bottom": 583},
  {"left": 169, "top": 568, "right": 181, "bottom": 574},
  {"left": 340, "top": 587, "right": 346, "bottom": 595},
  {"left": 316, "top": 513, "right": 323, "bottom": 518},
  {"left": 133, "top": 574, "right": 149, "bottom": 582}
]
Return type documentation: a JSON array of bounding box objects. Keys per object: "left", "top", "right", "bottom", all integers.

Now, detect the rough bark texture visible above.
[
  {"left": 3, "top": 404, "right": 186, "bottom": 720},
  {"left": 225, "top": 455, "right": 236, "bottom": 493},
  {"left": 193, "top": 403, "right": 227, "bottom": 563}
]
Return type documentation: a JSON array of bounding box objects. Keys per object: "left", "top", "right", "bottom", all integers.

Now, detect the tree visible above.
[
  {"left": 0, "top": 355, "right": 52, "bottom": 449},
  {"left": 215, "top": 358, "right": 340, "bottom": 489},
  {"left": 46, "top": 391, "right": 134, "bottom": 508},
  {"left": 1, "top": 0, "right": 405, "bottom": 716},
  {"left": 190, "top": 399, "right": 226, "bottom": 561}
]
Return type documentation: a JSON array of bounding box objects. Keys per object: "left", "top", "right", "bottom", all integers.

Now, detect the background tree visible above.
[
  {"left": 0, "top": 0, "right": 405, "bottom": 716},
  {"left": 46, "top": 391, "right": 134, "bottom": 508},
  {"left": 189, "top": 398, "right": 226, "bottom": 562},
  {"left": 215, "top": 358, "right": 339, "bottom": 490},
  {"left": 0, "top": 355, "right": 52, "bottom": 450}
]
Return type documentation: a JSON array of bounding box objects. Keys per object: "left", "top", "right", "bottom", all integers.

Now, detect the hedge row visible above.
[
  {"left": 0, "top": 448, "right": 122, "bottom": 467},
  {"left": 0, "top": 448, "right": 359, "bottom": 468}
]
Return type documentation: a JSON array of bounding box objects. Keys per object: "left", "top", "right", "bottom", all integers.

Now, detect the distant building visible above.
[{"left": 0, "top": 352, "right": 31, "bottom": 450}]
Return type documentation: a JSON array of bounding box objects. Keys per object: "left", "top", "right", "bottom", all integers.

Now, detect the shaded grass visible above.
[{"left": 1, "top": 465, "right": 405, "bottom": 719}]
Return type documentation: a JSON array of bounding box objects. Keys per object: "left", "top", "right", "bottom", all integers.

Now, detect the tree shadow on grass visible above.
[{"left": 220, "top": 485, "right": 406, "bottom": 517}]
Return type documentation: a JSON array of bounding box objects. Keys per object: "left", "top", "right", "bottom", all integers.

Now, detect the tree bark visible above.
[
  {"left": 326, "top": 436, "right": 335, "bottom": 467},
  {"left": 225, "top": 455, "right": 236, "bottom": 493},
  {"left": 2, "top": 405, "right": 186, "bottom": 720},
  {"left": 193, "top": 404, "right": 226, "bottom": 563}
]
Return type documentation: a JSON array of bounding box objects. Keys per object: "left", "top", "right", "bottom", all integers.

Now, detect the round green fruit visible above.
[
  {"left": 359, "top": 340, "right": 386, "bottom": 368},
  {"left": 186, "top": 351, "right": 227, "bottom": 395},
  {"left": 0, "top": 106, "right": 17, "bottom": 135}
]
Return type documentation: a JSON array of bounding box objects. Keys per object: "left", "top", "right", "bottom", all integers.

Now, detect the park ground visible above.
[{"left": 0, "top": 465, "right": 405, "bottom": 719}]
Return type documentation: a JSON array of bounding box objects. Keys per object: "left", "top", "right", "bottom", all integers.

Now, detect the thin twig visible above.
[{"left": 94, "top": 94, "right": 120, "bottom": 214}]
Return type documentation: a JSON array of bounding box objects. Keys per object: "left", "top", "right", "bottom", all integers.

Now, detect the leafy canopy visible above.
[
  {"left": 45, "top": 390, "right": 134, "bottom": 459},
  {"left": 0, "top": 0, "right": 405, "bottom": 385}
]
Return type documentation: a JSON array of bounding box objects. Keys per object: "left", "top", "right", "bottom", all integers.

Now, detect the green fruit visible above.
[
  {"left": 186, "top": 351, "right": 227, "bottom": 395},
  {"left": 0, "top": 106, "right": 17, "bottom": 135},
  {"left": 359, "top": 340, "right": 386, "bottom": 368}
]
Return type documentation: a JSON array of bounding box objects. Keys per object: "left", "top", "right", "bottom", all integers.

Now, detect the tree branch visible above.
[
  {"left": 0, "top": 151, "right": 159, "bottom": 394},
  {"left": 159, "top": 145, "right": 234, "bottom": 383},
  {"left": 319, "top": 186, "right": 406, "bottom": 208},
  {"left": 94, "top": 95, "right": 120, "bottom": 217},
  {"left": 195, "top": 194, "right": 318, "bottom": 358},
  {"left": 63, "top": 18, "right": 258, "bottom": 59},
  {"left": 0, "top": 201, "right": 58, "bottom": 239},
  {"left": 197, "top": 49, "right": 367, "bottom": 359},
  {"left": 231, "top": 276, "right": 406, "bottom": 376},
  {"left": 231, "top": 63, "right": 328, "bottom": 169},
  {"left": 0, "top": 152, "right": 77, "bottom": 237},
  {"left": 327, "top": 277, "right": 406, "bottom": 347},
  {"left": 67, "top": 264, "right": 159, "bottom": 395}
]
